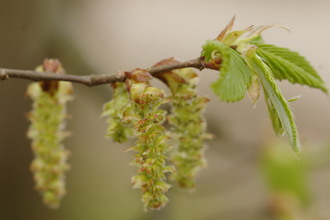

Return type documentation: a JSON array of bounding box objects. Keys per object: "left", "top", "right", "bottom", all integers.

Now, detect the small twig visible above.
[{"left": 0, "top": 57, "right": 214, "bottom": 87}]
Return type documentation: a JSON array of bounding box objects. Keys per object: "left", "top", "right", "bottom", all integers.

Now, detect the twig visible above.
[{"left": 0, "top": 57, "right": 214, "bottom": 87}]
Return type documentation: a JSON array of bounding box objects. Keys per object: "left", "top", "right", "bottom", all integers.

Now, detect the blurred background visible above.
[{"left": 0, "top": 0, "right": 330, "bottom": 219}]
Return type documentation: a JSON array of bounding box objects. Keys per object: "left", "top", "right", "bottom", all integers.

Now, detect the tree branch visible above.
[{"left": 0, "top": 57, "right": 215, "bottom": 87}]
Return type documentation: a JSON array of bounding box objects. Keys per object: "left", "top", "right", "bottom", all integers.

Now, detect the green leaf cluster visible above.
[{"left": 201, "top": 18, "right": 327, "bottom": 158}]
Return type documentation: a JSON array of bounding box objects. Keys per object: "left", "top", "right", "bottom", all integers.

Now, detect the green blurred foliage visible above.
[{"left": 259, "top": 141, "right": 311, "bottom": 204}]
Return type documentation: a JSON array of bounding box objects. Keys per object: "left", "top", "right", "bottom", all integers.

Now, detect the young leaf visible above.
[
  {"left": 202, "top": 40, "right": 251, "bottom": 102},
  {"left": 287, "top": 95, "right": 301, "bottom": 103},
  {"left": 248, "top": 72, "right": 261, "bottom": 107},
  {"left": 243, "top": 52, "right": 300, "bottom": 158},
  {"left": 264, "top": 91, "right": 284, "bottom": 136},
  {"left": 215, "top": 16, "right": 236, "bottom": 42},
  {"left": 234, "top": 23, "right": 289, "bottom": 45},
  {"left": 254, "top": 43, "right": 328, "bottom": 93},
  {"left": 222, "top": 25, "right": 253, "bottom": 46},
  {"left": 247, "top": 23, "right": 290, "bottom": 40},
  {"left": 248, "top": 35, "right": 264, "bottom": 44}
]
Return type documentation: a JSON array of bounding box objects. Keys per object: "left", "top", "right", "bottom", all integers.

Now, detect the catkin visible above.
[
  {"left": 124, "top": 69, "right": 175, "bottom": 211},
  {"left": 154, "top": 58, "right": 212, "bottom": 189},
  {"left": 26, "top": 59, "right": 73, "bottom": 208}
]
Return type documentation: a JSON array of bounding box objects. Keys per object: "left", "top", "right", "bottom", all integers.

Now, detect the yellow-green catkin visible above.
[
  {"left": 101, "top": 82, "right": 133, "bottom": 143},
  {"left": 26, "top": 59, "right": 73, "bottom": 208},
  {"left": 155, "top": 58, "right": 212, "bottom": 189},
  {"left": 123, "top": 69, "right": 175, "bottom": 211}
]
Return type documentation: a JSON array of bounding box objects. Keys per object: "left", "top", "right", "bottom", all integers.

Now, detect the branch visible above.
[{"left": 0, "top": 57, "right": 215, "bottom": 87}]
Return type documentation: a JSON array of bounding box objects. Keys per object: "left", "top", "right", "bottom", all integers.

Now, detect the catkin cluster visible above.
[
  {"left": 102, "top": 64, "right": 211, "bottom": 209},
  {"left": 123, "top": 69, "right": 175, "bottom": 211},
  {"left": 26, "top": 59, "right": 73, "bottom": 208}
]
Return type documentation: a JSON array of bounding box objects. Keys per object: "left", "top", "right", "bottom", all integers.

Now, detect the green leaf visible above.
[
  {"left": 254, "top": 43, "right": 328, "bottom": 93},
  {"left": 248, "top": 35, "right": 264, "bottom": 44},
  {"left": 244, "top": 54, "right": 300, "bottom": 158},
  {"left": 264, "top": 91, "right": 284, "bottom": 136},
  {"left": 202, "top": 40, "right": 251, "bottom": 102}
]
